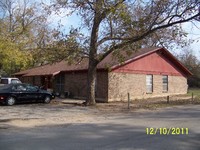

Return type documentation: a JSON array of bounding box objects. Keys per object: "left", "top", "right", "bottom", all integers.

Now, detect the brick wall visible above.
[
  {"left": 96, "top": 71, "right": 108, "bottom": 101},
  {"left": 21, "top": 76, "right": 42, "bottom": 87},
  {"left": 64, "top": 72, "right": 87, "bottom": 98},
  {"left": 64, "top": 71, "right": 108, "bottom": 100},
  {"left": 21, "top": 76, "right": 31, "bottom": 84},
  {"left": 168, "top": 76, "right": 188, "bottom": 94},
  {"left": 108, "top": 72, "right": 188, "bottom": 101},
  {"left": 34, "top": 76, "right": 42, "bottom": 86}
]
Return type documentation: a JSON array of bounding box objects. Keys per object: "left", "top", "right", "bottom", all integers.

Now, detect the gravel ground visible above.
[
  {"left": 0, "top": 101, "right": 100, "bottom": 128},
  {"left": 0, "top": 95, "right": 199, "bottom": 128}
]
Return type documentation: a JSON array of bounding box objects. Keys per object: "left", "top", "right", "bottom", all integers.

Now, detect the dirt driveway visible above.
[
  {"left": 0, "top": 100, "right": 104, "bottom": 128},
  {"left": 0, "top": 98, "right": 135, "bottom": 128},
  {"left": 0, "top": 96, "right": 198, "bottom": 128}
]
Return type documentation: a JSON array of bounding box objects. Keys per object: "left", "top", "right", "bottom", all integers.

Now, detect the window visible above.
[
  {"left": 26, "top": 85, "right": 38, "bottom": 92},
  {"left": 12, "top": 85, "right": 26, "bottom": 92},
  {"left": 55, "top": 74, "right": 65, "bottom": 93},
  {"left": 162, "top": 75, "right": 168, "bottom": 92},
  {"left": 11, "top": 79, "right": 21, "bottom": 84},
  {"left": 146, "top": 75, "right": 153, "bottom": 93},
  {"left": 0, "top": 79, "right": 8, "bottom": 84}
]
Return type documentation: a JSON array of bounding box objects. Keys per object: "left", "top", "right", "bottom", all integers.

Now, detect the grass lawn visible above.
[
  {"left": 130, "top": 89, "right": 200, "bottom": 110},
  {"left": 187, "top": 88, "right": 200, "bottom": 98}
]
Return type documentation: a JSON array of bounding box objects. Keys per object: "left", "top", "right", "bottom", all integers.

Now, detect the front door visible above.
[
  {"left": 41, "top": 76, "right": 52, "bottom": 90},
  {"left": 55, "top": 74, "right": 65, "bottom": 95}
]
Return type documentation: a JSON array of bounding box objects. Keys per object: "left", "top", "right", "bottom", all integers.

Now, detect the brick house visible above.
[{"left": 14, "top": 47, "right": 192, "bottom": 102}]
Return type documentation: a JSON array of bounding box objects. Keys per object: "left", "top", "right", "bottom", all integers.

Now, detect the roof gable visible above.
[
  {"left": 112, "top": 50, "right": 187, "bottom": 76},
  {"left": 98, "top": 47, "right": 160, "bottom": 69}
]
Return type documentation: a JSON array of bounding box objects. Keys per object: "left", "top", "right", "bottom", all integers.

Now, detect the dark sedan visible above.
[{"left": 0, "top": 83, "right": 55, "bottom": 106}]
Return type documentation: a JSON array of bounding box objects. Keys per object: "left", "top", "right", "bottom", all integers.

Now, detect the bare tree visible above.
[
  {"left": 178, "top": 48, "right": 200, "bottom": 87},
  {"left": 0, "top": 0, "right": 50, "bottom": 47}
]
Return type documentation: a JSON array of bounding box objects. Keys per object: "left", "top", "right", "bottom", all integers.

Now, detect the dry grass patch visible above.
[{"left": 94, "top": 95, "right": 200, "bottom": 113}]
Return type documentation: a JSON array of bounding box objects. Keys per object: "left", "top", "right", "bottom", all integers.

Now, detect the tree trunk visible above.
[
  {"left": 86, "top": 58, "right": 97, "bottom": 106},
  {"left": 86, "top": 20, "right": 99, "bottom": 105},
  {"left": 85, "top": 0, "right": 103, "bottom": 106}
]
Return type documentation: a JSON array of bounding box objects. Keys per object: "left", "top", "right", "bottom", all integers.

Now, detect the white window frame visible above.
[
  {"left": 162, "top": 75, "right": 168, "bottom": 92},
  {"left": 146, "top": 75, "right": 153, "bottom": 93}
]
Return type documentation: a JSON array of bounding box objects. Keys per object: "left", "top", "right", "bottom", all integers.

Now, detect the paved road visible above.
[{"left": 0, "top": 104, "right": 200, "bottom": 150}]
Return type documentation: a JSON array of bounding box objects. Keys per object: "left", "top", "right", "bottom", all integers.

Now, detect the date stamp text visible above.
[{"left": 146, "top": 127, "right": 189, "bottom": 135}]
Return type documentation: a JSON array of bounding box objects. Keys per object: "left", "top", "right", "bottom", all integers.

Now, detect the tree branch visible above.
[
  {"left": 86, "top": 0, "right": 94, "bottom": 11},
  {"left": 98, "top": 12, "right": 200, "bottom": 63},
  {"left": 99, "top": 0, "right": 126, "bottom": 21}
]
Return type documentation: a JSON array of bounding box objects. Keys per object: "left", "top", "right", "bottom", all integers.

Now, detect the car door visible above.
[
  {"left": 25, "top": 84, "right": 44, "bottom": 101},
  {"left": 12, "top": 84, "right": 27, "bottom": 102}
]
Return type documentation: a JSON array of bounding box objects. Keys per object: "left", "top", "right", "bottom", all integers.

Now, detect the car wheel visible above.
[
  {"left": 6, "top": 97, "right": 16, "bottom": 106},
  {"left": 44, "top": 96, "right": 51, "bottom": 104}
]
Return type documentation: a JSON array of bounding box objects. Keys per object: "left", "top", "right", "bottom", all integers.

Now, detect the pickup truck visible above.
[{"left": 0, "top": 77, "right": 22, "bottom": 86}]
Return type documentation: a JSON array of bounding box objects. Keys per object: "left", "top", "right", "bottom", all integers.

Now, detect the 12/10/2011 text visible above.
[{"left": 146, "top": 128, "right": 189, "bottom": 135}]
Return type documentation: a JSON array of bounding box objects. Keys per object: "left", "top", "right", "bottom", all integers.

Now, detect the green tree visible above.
[
  {"left": 0, "top": 0, "right": 53, "bottom": 73},
  {"left": 50, "top": 0, "right": 200, "bottom": 106},
  {"left": 32, "top": 29, "right": 84, "bottom": 65},
  {"left": 0, "top": 0, "right": 49, "bottom": 40},
  {"left": 0, "top": 37, "right": 33, "bottom": 76}
]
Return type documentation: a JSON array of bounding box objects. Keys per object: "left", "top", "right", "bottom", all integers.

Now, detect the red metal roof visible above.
[{"left": 14, "top": 47, "right": 192, "bottom": 77}]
